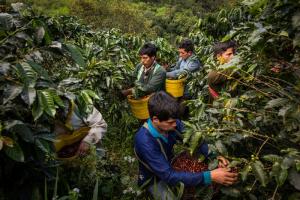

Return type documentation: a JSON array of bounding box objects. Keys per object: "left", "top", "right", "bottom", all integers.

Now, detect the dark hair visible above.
[
  {"left": 148, "top": 91, "right": 180, "bottom": 121},
  {"left": 179, "top": 39, "right": 194, "bottom": 53},
  {"left": 139, "top": 43, "right": 157, "bottom": 57},
  {"left": 213, "top": 40, "right": 237, "bottom": 57}
]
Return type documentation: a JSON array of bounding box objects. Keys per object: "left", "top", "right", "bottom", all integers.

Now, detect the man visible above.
[
  {"left": 54, "top": 97, "right": 107, "bottom": 156},
  {"left": 207, "top": 40, "right": 237, "bottom": 100},
  {"left": 122, "top": 43, "right": 166, "bottom": 98},
  {"left": 166, "top": 39, "right": 202, "bottom": 79},
  {"left": 134, "top": 91, "right": 238, "bottom": 199}
]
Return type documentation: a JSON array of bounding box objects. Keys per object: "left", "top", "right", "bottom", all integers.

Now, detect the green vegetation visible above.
[
  {"left": 6, "top": 0, "right": 237, "bottom": 41},
  {"left": 0, "top": 0, "right": 299, "bottom": 199}
]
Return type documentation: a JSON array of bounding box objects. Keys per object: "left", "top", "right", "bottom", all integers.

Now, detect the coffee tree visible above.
[{"left": 185, "top": 0, "right": 300, "bottom": 199}]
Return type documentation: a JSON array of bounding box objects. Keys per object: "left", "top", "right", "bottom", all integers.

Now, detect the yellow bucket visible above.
[
  {"left": 54, "top": 127, "right": 90, "bottom": 160},
  {"left": 165, "top": 78, "right": 186, "bottom": 97},
  {"left": 127, "top": 95, "right": 150, "bottom": 119}
]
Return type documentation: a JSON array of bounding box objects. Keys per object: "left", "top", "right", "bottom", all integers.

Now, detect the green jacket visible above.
[{"left": 133, "top": 62, "right": 166, "bottom": 98}]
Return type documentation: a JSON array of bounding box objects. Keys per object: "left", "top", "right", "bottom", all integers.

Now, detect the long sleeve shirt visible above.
[
  {"left": 167, "top": 54, "right": 202, "bottom": 78},
  {"left": 134, "top": 120, "right": 211, "bottom": 187},
  {"left": 68, "top": 106, "right": 107, "bottom": 145}
]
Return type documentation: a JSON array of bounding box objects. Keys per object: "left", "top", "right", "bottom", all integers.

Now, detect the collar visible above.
[
  {"left": 147, "top": 119, "right": 168, "bottom": 143},
  {"left": 143, "top": 61, "right": 156, "bottom": 72}
]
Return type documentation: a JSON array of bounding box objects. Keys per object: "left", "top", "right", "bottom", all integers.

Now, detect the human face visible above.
[
  {"left": 179, "top": 48, "right": 192, "bottom": 60},
  {"left": 152, "top": 117, "right": 177, "bottom": 133},
  {"left": 140, "top": 54, "right": 155, "bottom": 68},
  {"left": 217, "top": 47, "right": 234, "bottom": 64}
]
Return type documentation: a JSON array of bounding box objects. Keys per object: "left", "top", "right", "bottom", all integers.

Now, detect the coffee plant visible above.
[{"left": 1, "top": 0, "right": 300, "bottom": 199}]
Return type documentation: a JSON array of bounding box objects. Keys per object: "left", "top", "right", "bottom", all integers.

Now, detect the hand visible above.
[
  {"left": 211, "top": 168, "right": 238, "bottom": 186},
  {"left": 121, "top": 88, "right": 133, "bottom": 97},
  {"left": 78, "top": 141, "right": 90, "bottom": 156},
  {"left": 178, "top": 70, "right": 188, "bottom": 79},
  {"left": 217, "top": 156, "right": 229, "bottom": 168}
]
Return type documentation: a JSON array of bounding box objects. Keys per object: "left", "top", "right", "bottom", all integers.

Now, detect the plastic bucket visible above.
[
  {"left": 165, "top": 78, "right": 186, "bottom": 97},
  {"left": 127, "top": 95, "right": 150, "bottom": 119},
  {"left": 54, "top": 127, "right": 90, "bottom": 160}
]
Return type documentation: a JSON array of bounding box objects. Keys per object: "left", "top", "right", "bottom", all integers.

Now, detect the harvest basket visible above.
[
  {"left": 127, "top": 95, "right": 150, "bottom": 119},
  {"left": 165, "top": 78, "right": 186, "bottom": 97},
  {"left": 172, "top": 151, "right": 217, "bottom": 200},
  {"left": 54, "top": 127, "right": 90, "bottom": 160}
]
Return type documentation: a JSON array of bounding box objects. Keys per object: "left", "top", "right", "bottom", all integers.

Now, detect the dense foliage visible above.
[
  {"left": 0, "top": 0, "right": 300, "bottom": 199},
  {"left": 185, "top": 0, "right": 300, "bottom": 199},
  {"left": 6, "top": 0, "right": 237, "bottom": 41}
]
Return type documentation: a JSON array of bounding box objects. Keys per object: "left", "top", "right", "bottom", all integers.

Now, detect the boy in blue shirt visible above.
[{"left": 134, "top": 91, "right": 238, "bottom": 199}]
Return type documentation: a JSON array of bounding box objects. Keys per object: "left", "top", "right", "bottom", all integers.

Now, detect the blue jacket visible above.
[
  {"left": 134, "top": 120, "right": 211, "bottom": 187},
  {"left": 166, "top": 54, "right": 202, "bottom": 78}
]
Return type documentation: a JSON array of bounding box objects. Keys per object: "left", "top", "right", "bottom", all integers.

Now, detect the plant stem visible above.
[
  {"left": 249, "top": 180, "right": 257, "bottom": 193},
  {"left": 256, "top": 137, "right": 270, "bottom": 157},
  {"left": 271, "top": 184, "right": 279, "bottom": 200}
]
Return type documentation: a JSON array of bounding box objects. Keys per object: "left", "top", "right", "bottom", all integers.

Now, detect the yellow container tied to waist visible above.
[
  {"left": 127, "top": 95, "right": 150, "bottom": 120},
  {"left": 165, "top": 78, "right": 186, "bottom": 97},
  {"left": 54, "top": 126, "right": 90, "bottom": 160}
]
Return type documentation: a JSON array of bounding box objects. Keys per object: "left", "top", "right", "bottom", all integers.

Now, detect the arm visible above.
[
  {"left": 166, "top": 68, "right": 186, "bottom": 78},
  {"left": 167, "top": 57, "right": 202, "bottom": 78},
  {"left": 166, "top": 59, "right": 184, "bottom": 78},
  {"left": 83, "top": 107, "right": 107, "bottom": 144},
  {"left": 136, "top": 140, "right": 211, "bottom": 187},
  {"left": 121, "top": 64, "right": 141, "bottom": 97},
  {"left": 184, "top": 56, "right": 202, "bottom": 73}
]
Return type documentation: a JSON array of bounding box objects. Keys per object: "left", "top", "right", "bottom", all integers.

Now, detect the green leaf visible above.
[
  {"left": 289, "top": 169, "right": 300, "bottom": 190},
  {"left": 228, "top": 160, "right": 242, "bottom": 168},
  {"left": 32, "top": 91, "right": 44, "bottom": 121},
  {"left": 277, "top": 168, "right": 288, "bottom": 186},
  {"left": 48, "top": 89, "right": 64, "bottom": 107},
  {"left": 80, "top": 90, "right": 93, "bottom": 105},
  {"left": 278, "top": 105, "right": 292, "bottom": 117},
  {"left": 220, "top": 187, "right": 241, "bottom": 197},
  {"left": 296, "top": 160, "right": 300, "bottom": 172},
  {"left": 27, "top": 61, "right": 50, "bottom": 80},
  {"left": 3, "top": 84, "right": 23, "bottom": 104},
  {"left": 92, "top": 179, "right": 99, "bottom": 200},
  {"left": 21, "top": 87, "right": 36, "bottom": 106},
  {"left": 35, "top": 139, "right": 50, "bottom": 153},
  {"left": 265, "top": 98, "right": 289, "bottom": 109},
  {"left": 282, "top": 157, "right": 295, "bottom": 170},
  {"left": 247, "top": 64, "right": 258, "bottom": 73},
  {"left": 11, "top": 124, "right": 34, "bottom": 143},
  {"left": 206, "top": 108, "right": 219, "bottom": 114},
  {"left": 176, "top": 182, "right": 184, "bottom": 200},
  {"left": 34, "top": 133, "right": 55, "bottom": 142},
  {"left": 65, "top": 43, "right": 85, "bottom": 68},
  {"left": 215, "top": 140, "right": 227, "bottom": 155},
  {"left": 248, "top": 28, "right": 266, "bottom": 46},
  {"left": 263, "top": 154, "right": 282, "bottom": 163},
  {"left": 189, "top": 131, "right": 203, "bottom": 155},
  {"left": 241, "top": 164, "right": 251, "bottom": 181},
  {"left": 279, "top": 31, "right": 289, "bottom": 37},
  {"left": 4, "top": 142, "right": 24, "bottom": 162},
  {"left": 40, "top": 90, "right": 56, "bottom": 117},
  {"left": 251, "top": 160, "right": 268, "bottom": 187},
  {"left": 21, "top": 62, "right": 38, "bottom": 87},
  {"left": 84, "top": 90, "right": 100, "bottom": 100}
]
